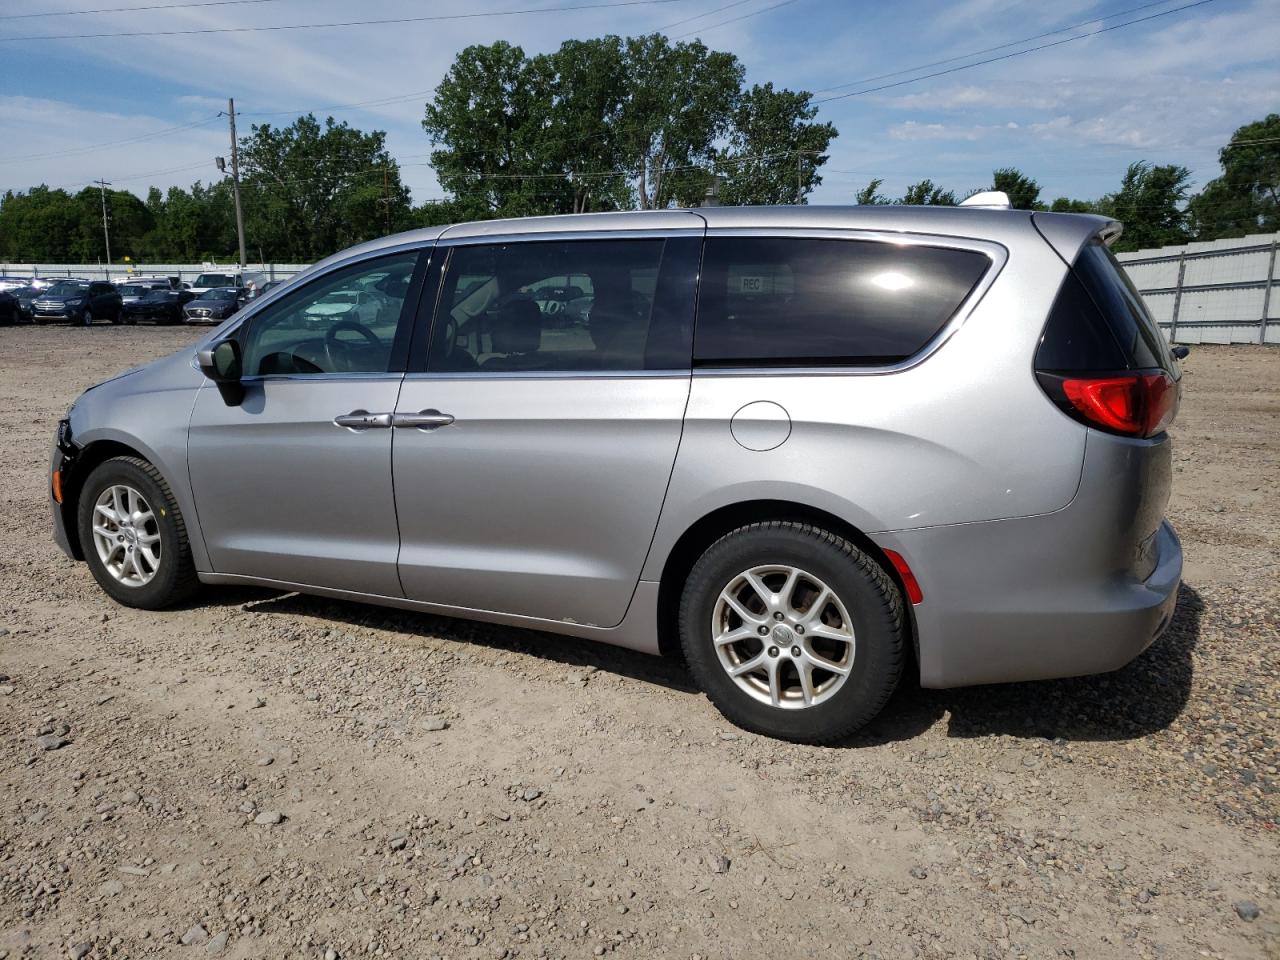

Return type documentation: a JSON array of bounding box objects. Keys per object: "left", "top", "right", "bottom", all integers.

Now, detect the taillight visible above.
[{"left": 1043, "top": 371, "right": 1178, "bottom": 438}]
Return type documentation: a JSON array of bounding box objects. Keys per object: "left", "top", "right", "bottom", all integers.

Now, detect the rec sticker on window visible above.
[{"left": 738, "top": 275, "right": 770, "bottom": 294}]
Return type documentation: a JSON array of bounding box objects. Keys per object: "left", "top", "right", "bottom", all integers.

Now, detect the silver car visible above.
[{"left": 49, "top": 203, "right": 1184, "bottom": 743}]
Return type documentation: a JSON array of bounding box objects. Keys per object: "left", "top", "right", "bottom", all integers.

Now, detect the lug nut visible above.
[
  {"left": 795, "top": 624, "right": 805, "bottom": 635},
  {"left": 791, "top": 646, "right": 801, "bottom": 658},
  {"left": 767, "top": 646, "right": 779, "bottom": 658},
  {"left": 773, "top": 611, "right": 784, "bottom": 621}
]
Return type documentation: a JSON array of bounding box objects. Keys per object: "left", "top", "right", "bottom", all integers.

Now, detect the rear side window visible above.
[
  {"left": 694, "top": 237, "right": 990, "bottom": 366},
  {"left": 1037, "top": 240, "right": 1176, "bottom": 374}
]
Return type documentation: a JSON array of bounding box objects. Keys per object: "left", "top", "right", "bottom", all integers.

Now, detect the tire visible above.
[
  {"left": 81, "top": 309, "right": 94, "bottom": 327},
  {"left": 76, "top": 456, "right": 198, "bottom": 610},
  {"left": 678, "top": 521, "right": 904, "bottom": 744}
]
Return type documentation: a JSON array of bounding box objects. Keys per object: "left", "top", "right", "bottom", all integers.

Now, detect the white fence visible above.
[
  {"left": 1117, "top": 233, "right": 1279, "bottom": 345},
  {"left": 0, "top": 263, "right": 310, "bottom": 284}
]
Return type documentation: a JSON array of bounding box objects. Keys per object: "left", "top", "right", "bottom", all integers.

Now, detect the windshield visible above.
[
  {"left": 118, "top": 285, "right": 148, "bottom": 296},
  {"left": 142, "top": 289, "right": 173, "bottom": 301},
  {"left": 45, "top": 281, "right": 88, "bottom": 297},
  {"left": 198, "top": 289, "right": 237, "bottom": 301},
  {"left": 194, "top": 274, "right": 233, "bottom": 287}
]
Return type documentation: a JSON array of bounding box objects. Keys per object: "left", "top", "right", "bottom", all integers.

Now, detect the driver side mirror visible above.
[{"left": 197, "top": 339, "right": 245, "bottom": 406}]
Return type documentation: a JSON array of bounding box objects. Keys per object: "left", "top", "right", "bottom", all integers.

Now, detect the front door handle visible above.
[
  {"left": 333, "top": 409, "right": 392, "bottom": 431},
  {"left": 392, "top": 409, "right": 455, "bottom": 431}
]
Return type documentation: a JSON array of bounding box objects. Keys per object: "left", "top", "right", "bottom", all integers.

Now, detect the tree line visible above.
[{"left": 0, "top": 30, "right": 1274, "bottom": 263}]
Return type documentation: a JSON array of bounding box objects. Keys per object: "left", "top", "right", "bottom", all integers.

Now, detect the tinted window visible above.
[
  {"left": 194, "top": 273, "right": 234, "bottom": 287},
  {"left": 1074, "top": 241, "right": 1175, "bottom": 373},
  {"left": 427, "top": 238, "right": 691, "bottom": 373},
  {"left": 694, "top": 237, "right": 990, "bottom": 365},
  {"left": 45, "top": 282, "right": 87, "bottom": 296},
  {"left": 240, "top": 253, "right": 419, "bottom": 376},
  {"left": 1035, "top": 272, "right": 1129, "bottom": 372}
]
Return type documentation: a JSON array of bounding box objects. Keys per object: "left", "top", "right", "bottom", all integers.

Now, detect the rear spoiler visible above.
[{"left": 1032, "top": 212, "right": 1123, "bottom": 265}]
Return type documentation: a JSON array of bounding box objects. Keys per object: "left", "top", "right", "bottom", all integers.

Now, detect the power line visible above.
[
  {"left": 0, "top": 114, "right": 222, "bottom": 165},
  {"left": 0, "top": 0, "right": 693, "bottom": 41},
  {"left": 814, "top": 0, "right": 1222, "bottom": 105},
  {"left": 812, "top": 0, "right": 1183, "bottom": 95},
  {"left": 656, "top": 0, "right": 757, "bottom": 31},
  {"left": 671, "top": 0, "right": 802, "bottom": 39},
  {"left": 0, "top": 0, "right": 294, "bottom": 20}
]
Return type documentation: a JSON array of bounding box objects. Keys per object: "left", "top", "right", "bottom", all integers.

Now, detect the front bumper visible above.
[{"left": 50, "top": 419, "right": 78, "bottom": 559}]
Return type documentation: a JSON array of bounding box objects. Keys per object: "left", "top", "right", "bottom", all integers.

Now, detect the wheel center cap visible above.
[
  {"left": 122, "top": 527, "right": 138, "bottom": 545},
  {"left": 771, "top": 624, "right": 795, "bottom": 645}
]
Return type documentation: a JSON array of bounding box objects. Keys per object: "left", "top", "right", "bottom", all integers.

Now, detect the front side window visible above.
[
  {"left": 694, "top": 237, "right": 991, "bottom": 366},
  {"left": 240, "top": 252, "right": 419, "bottom": 376},
  {"left": 427, "top": 239, "right": 672, "bottom": 373}
]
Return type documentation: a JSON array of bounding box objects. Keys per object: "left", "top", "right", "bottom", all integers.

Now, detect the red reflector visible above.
[
  {"left": 1061, "top": 372, "right": 1177, "bottom": 438},
  {"left": 883, "top": 549, "right": 923, "bottom": 605}
]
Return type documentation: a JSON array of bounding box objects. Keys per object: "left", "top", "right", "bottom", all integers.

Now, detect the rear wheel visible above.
[
  {"left": 679, "top": 521, "right": 904, "bottom": 744},
  {"left": 76, "top": 456, "right": 198, "bottom": 609},
  {"left": 81, "top": 309, "right": 94, "bottom": 327}
]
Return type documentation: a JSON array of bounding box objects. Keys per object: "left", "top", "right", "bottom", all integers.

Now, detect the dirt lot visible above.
[{"left": 1, "top": 327, "right": 1277, "bottom": 960}]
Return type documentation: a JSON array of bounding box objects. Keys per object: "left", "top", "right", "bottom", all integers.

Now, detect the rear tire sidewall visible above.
[
  {"left": 77, "top": 459, "right": 189, "bottom": 609},
  {"left": 82, "top": 309, "right": 94, "bottom": 327},
  {"left": 680, "top": 524, "right": 904, "bottom": 743}
]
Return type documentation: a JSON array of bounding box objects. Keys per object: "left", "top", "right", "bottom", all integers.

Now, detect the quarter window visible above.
[
  {"left": 240, "top": 253, "right": 419, "bottom": 376},
  {"left": 427, "top": 239, "right": 680, "bottom": 373},
  {"left": 694, "top": 237, "right": 991, "bottom": 366}
]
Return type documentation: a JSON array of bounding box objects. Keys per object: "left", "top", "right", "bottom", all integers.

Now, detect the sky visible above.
[{"left": 0, "top": 0, "right": 1276, "bottom": 209}]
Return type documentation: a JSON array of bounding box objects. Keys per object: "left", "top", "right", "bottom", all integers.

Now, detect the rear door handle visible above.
[
  {"left": 333, "top": 409, "right": 392, "bottom": 431},
  {"left": 392, "top": 409, "right": 455, "bottom": 431}
]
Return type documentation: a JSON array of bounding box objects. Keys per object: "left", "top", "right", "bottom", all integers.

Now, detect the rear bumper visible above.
[{"left": 877, "top": 431, "right": 1181, "bottom": 689}]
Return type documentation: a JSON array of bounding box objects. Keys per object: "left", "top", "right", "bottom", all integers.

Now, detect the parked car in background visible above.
[
  {"left": 188, "top": 272, "right": 242, "bottom": 296},
  {"left": 12, "top": 286, "right": 40, "bottom": 323},
  {"left": 183, "top": 287, "right": 246, "bottom": 324},
  {"left": 29, "top": 276, "right": 74, "bottom": 293},
  {"left": 32, "top": 280, "right": 123, "bottom": 326},
  {"left": 116, "top": 280, "right": 174, "bottom": 307},
  {"left": 122, "top": 288, "right": 197, "bottom": 325},
  {"left": 0, "top": 276, "right": 32, "bottom": 293},
  {"left": 0, "top": 290, "right": 18, "bottom": 325}
]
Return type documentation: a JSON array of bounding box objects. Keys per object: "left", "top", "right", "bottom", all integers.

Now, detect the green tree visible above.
[
  {"left": 0, "top": 187, "right": 81, "bottom": 261},
  {"left": 989, "top": 167, "right": 1043, "bottom": 210},
  {"left": 1049, "top": 197, "right": 1099, "bottom": 213},
  {"left": 715, "top": 82, "right": 837, "bottom": 206},
  {"left": 1188, "top": 114, "right": 1280, "bottom": 240},
  {"left": 900, "top": 180, "right": 956, "bottom": 205},
  {"left": 1099, "top": 161, "right": 1191, "bottom": 252},
  {"left": 239, "top": 114, "right": 412, "bottom": 261},
  {"left": 854, "top": 178, "right": 889, "bottom": 205}
]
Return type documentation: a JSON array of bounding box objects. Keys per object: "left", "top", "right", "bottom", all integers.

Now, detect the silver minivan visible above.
[{"left": 49, "top": 204, "right": 1183, "bottom": 743}]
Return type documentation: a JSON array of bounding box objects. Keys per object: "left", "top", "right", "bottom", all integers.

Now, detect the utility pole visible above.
[
  {"left": 94, "top": 179, "right": 112, "bottom": 265},
  {"left": 227, "top": 97, "right": 247, "bottom": 272},
  {"left": 381, "top": 163, "right": 393, "bottom": 234},
  {"left": 795, "top": 151, "right": 803, "bottom": 205}
]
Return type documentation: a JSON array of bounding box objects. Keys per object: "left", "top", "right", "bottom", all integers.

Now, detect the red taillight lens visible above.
[{"left": 1060, "top": 372, "right": 1177, "bottom": 438}]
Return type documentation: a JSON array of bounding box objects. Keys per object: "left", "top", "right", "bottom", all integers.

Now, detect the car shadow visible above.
[{"left": 204, "top": 582, "right": 1202, "bottom": 747}]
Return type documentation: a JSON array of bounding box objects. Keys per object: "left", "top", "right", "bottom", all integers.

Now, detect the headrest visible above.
[{"left": 492, "top": 298, "right": 541, "bottom": 354}]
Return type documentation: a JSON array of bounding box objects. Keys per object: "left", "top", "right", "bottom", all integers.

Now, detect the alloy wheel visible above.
[
  {"left": 91, "top": 484, "right": 162, "bottom": 587},
  {"left": 711, "top": 564, "right": 855, "bottom": 710}
]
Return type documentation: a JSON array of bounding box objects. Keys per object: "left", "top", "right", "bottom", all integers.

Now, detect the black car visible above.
[
  {"left": 0, "top": 290, "right": 18, "bottom": 326},
  {"left": 121, "top": 288, "right": 197, "bottom": 325},
  {"left": 183, "top": 286, "right": 246, "bottom": 324},
  {"left": 13, "top": 286, "right": 39, "bottom": 322},
  {"left": 31, "top": 280, "right": 123, "bottom": 326}
]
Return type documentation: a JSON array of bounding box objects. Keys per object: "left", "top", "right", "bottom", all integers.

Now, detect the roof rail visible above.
[{"left": 958, "top": 190, "right": 1011, "bottom": 209}]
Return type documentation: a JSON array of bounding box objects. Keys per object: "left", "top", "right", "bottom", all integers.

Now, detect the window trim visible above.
[
  {"left": 413, "top": 230, "right": 703, "bottom": 377},
  {"left": 692, "top": 227, "right": 1007, "bottom": 377}
]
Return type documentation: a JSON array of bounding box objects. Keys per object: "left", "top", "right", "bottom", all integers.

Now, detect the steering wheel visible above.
[{"left": 324, "top": 319, "right": 380, "bottom": 371}]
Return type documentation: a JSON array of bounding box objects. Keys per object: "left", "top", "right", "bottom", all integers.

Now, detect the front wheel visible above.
[
  {"left": 76, "top": 456, "right": 198, "bottom": 609},
  {"left": 81, "top": 309, "right": 94, "bottom": 327},
  {"left": 679, "top": 521, "right": 905, "bottom": 744}
]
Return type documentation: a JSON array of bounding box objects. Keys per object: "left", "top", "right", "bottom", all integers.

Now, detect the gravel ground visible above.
[{"left": 1, "top": 326, "right": 1277, "bottom": 960}]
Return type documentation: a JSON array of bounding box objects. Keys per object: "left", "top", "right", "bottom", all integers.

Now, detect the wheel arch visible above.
[
  {"left": 60, "top": 439, "right": 152, "bottom": 560},
  {"left": 654, "top": 499, "right": 918, "bottom": 670}
]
